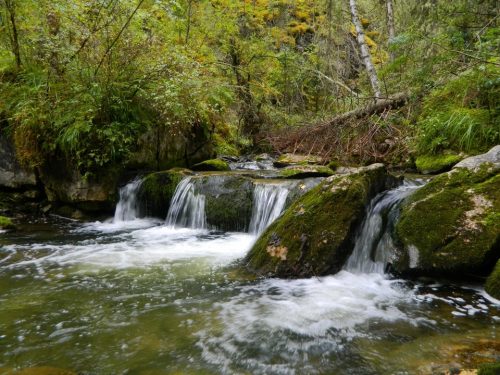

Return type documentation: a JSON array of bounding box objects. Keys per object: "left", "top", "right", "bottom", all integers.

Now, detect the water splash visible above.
[
  {"left": 113, "top": 178, "right": 143, "bottom": 222},
  {"left": 249, "top": 182, "right": 291, "bottom": 235},
  {"left": 166, "top": 177, "right": 207, "bottom": 229},
  {"left": 344, "top": 180, "right": 424, "bottom": 274}
]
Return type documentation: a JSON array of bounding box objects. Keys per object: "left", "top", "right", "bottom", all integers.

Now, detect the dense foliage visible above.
[{"left": 0, "top": 0, "right": 498, "bottom": 174}]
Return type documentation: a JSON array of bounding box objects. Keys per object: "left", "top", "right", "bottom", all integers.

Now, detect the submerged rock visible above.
[
  {"left": 245, "top": 164, "right": 395, "bottom": 277},
  {"left": 394, "top": 146, "right": 500, "bottom": 277}
]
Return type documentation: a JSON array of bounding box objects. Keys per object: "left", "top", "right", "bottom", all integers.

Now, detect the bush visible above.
[{"left": 415, "top": 66, "right": 500, "bottom": 155}]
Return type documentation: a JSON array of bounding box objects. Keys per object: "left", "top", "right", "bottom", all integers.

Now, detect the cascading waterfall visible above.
[
  {"left": 113, "top": 178, "right": 143, "bottom": 222},
  {"left": 249, "top": 182, "right": 291, "bottom": 235},
  {"left": 166, "top": 177, "right": 207, "bottom": 229},
  {"left": 344, "top": 180, "right": 423, "bottom": 274}
]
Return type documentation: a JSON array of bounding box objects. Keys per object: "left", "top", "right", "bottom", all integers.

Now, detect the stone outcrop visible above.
[
  {"left": 394, "top": 146, "right": 500, "bottom": 277},
  {"left": 0, "top": 132, "right": 37, "bottom": 190}
]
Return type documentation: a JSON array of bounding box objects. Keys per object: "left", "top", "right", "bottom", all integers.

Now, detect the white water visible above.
[
  {"left": 165, "top": 177, "right": 207, "bottom": 229},
  {"left": 113, "top": 178, "right": 143, "bottom": 222},
  {"left": 249, "top": 182, "right": 291, "bottom": 235},
  {"left": 344, "top": 181, "right": 423, "bottom": 274},
  {"left": 3, "top": 178, "right": 499, "bottom": 374}
]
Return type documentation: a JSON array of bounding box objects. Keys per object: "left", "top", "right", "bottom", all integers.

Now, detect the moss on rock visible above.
[
  {"left": 245, "top": 164, "right": 392, "bottom": 277},
  {"left": 279, "top": 165, "right": 334, "bottom": 179},
  {"left": 191, "top": 159, "right": 230, "bottom": 171},
  {"left": 485, "top": 260, "right": 500, "bottom": 300},
  {"left": 137, "top": 169, "right": 192, "bottom": 218},
  {"left": 394, "top": 162, "right": 500, "bottom": 276},
  {"left": 415, "top": 153, "right": 464, "bottom": 174},
  {"left": 273, "top": 153, "right": 323, "bottom": 168},
  {"left": 0, "top": 215, "right": 15, "bottom": 229}
]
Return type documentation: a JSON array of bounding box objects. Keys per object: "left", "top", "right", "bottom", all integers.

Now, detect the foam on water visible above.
[
  {"left": 3, "top": 225, "right": 254, "bottom": 270},
  {"left": 196, "top": 271, "right": 418, "bottom": 373}
]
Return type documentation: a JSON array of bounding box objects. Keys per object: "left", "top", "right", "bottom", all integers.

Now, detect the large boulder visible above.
[
  {"left": 394, "top": 146, "right": 500, "bottom": 277},
  {"left": 245, "top": 164, "right": 395, "bottom": 277},
  {"left": 193, "top": 174, "right": 255, "bottom": 231}
]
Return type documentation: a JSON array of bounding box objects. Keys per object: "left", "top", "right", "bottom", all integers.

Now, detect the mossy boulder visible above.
[
  {"left": 192, "top": 174, "right": 254, "bottom": 231},
  {"left": 415, "top": 153, "right": 464, "bottom": 174},
  {"left": 279, "top": 165, "right": 334, "bottom": 179},
  {"left": 0, "top": 215, "right": 15, "bottom": 230},
  {"left": 191, "top": 159, "right": 230, "bottom": 171},
  {"left": 485, "top": 260, "right": 500, "bottom": 300},
  {"left": 136, "top": 168, "right": 193, "bottom": 218},
  {"left": 394, "top": 146, "right": 500, "bottom": 277},
  {"left": 245, "top": 164, "right": 394, "bottom": 277},
  {"left": 273, "top": 153, "right": 323, "bottom": 168}
]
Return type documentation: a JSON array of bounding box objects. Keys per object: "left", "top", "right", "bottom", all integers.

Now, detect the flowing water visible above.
[
  {"left": 249, "top": 182, "right": 291, "bottom": 235},
  {"left": 0, "top": 178, "right": 499, "bottom": 374}
]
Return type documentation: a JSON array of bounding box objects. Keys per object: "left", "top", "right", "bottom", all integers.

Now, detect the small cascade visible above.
[
  {"left": 166, "top": 177, "right": 207, "bottom": 229},
  {"left": 249, "top": 183, "right": 291, "bottom": 235},
  {"left": 344, "top": 181, "right": 423, "bottom": 274},
  {"left": 114, "top": 178, "right": 143, "bottom": 222}
]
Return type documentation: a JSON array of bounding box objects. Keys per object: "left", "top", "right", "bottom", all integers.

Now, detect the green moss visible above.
[
  {"left": 279, "top": 166, "right": 334, "bottom": 179},
  {"left": 191, "top": 159, "right": 230, "bottom": 171},
  {"left": 274, "top": 153, "right": 322, "bottom": 167},
  {"left": 415, "top": 153, "right": 463, "bottom": 174},
  {"left": 478, "top": 362, "right": 500, "bottom": 375},
  {"left": 485, "top": 260, "right": 500, "bottom": 300},
  {"left": 395, "top": 167, "right": 500, "bottom": 275},
  {"left": 0, "top": 216, "right": 15, "bottom": 230},
  {"left": 246, "top": 165, "right": 389, "bottom": 277},
  {"left": 137, "top": 169, "right": 192, "bottom": 218},
  {"left": 328, "top": 160, "right": 339, "bottom": 171}
]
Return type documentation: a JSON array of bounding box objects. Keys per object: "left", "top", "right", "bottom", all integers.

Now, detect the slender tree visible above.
[
  {"left": 385, "top": 0, "right": 395, "bottom": 61},
  {"left": 3, "top": 0, "right": 21, "bottom": 70},
  {"left": 349, "top": 0, "right": 382, "bottom": 99}
]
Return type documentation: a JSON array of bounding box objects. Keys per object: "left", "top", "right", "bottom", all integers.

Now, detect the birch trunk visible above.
[{"left": 349, "top": 0, "right": 382, "bottom": 99}]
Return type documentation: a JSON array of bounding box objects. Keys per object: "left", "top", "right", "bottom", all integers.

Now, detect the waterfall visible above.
[
  {"left": 249, "top": 183, "right": 290, "bottom": 235},
  {"left": 113, "top": 178, "right": 143, "bottom": 222},
  {"left": 166, "top": 177, "right": 207, "bottom": 229},
  {"left": 344, "top": 181, "right": 423, "bottom": 274}
]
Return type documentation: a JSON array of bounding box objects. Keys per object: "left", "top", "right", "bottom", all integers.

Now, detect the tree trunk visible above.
[
  {"left": 5, "top": 0, "right": 21, "bottom": 70},
  {"left": 386, "top": 0, "right": 396, "bottom": 61},
  {"left": 185, "top": 0, "right": 192, "bottom": 44},
  {"left": 349, "top": 0, "right": 382, "bottom": 99}
]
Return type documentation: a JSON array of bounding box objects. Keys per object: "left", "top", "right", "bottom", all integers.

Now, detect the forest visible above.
[
  {"left": 1, "top": 0, "right": 498, "bottom": 175},
  {"left": 0, "top": 1, "right": 499, "bottom": 374}
]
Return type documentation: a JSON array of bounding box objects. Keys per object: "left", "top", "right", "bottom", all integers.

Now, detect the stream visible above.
[{"left": 0, "top": 177, "right": 498, "bottom": 374}]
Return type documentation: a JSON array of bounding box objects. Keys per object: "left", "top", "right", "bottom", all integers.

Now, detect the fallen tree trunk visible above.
[{"left": 320, "top": 91, "right": 409, "bottom": 128}]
